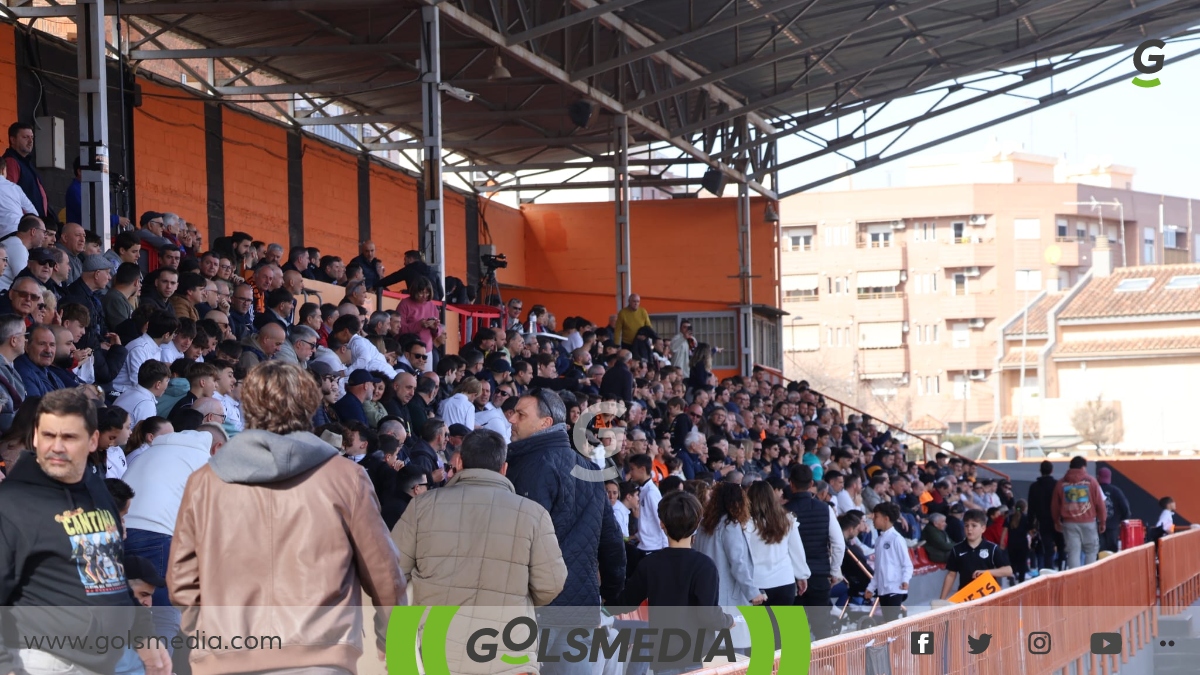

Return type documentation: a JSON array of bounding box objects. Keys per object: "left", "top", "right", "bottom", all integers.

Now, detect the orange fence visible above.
[
  {"left": 696, "top": 543, "right": 1159, "bottom": 675},
  {"left": 1159, "top": 528, "right": 1200, "bottom": 614}
]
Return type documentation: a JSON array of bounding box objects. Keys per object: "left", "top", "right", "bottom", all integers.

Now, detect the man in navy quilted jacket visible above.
[{"left": 506, "top": 387, "right": 626, "bottom": 675}]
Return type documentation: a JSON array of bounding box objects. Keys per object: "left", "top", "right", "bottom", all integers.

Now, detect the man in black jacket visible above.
[
  {"left": 505, "top": 388, "right": 625, "bottom": 675},
  {"left": 1097, "top": 467, "right": 1131, "bottom": 553},
  {"left": 408, "top": 417, "right": 448, "bottom": 488},
  {"left": 1027, "top": 460, "right": 1063, "bottom": 569},
  {"left": 785, "top": 464, "right": 846, "bottom": 640},
  {"left": 599, "top": 350, "right": 635, "bottom": 405},
  {"left": 0, "top": 388, "right": 169, "bottom": 675},
  {"left": 375, "top": 249, "right": 444, "bottom": 300}
]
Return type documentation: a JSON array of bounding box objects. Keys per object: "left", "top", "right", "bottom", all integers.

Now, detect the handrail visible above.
[
  {"left": 754, "top": 364, "right": 1010, "bottom": 480},
  {"left": 1158, "top": 527, "right": 1200, "bottom": 614}
]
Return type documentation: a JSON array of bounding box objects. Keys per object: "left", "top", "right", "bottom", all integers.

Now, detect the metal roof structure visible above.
[{"left": 8, "top": 0, "right": 1200, "bottom": 200}]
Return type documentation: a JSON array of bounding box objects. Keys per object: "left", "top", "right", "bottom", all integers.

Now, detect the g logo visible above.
[
  {"left": 570, "top": 400, "right": 627, "bottom": 482},
  {"left": 1132, "top": 39, "right": 1165, "bottom": 87}
]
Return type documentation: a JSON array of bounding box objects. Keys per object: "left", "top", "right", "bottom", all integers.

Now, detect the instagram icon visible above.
[{"left": 1028, "top": 632, "right": 1052, "bottom": 654}]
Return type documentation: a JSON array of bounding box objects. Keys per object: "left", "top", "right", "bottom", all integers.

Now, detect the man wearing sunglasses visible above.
[
  {"left": 4, "top": 276, "right": 43, "bottom": 326},
  {"left": 396, "top": 337, "right": 427, "bottom": 376}
]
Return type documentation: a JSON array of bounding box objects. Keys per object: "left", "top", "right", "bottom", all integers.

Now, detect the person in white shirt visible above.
[
  {"left": 122, "top": 428, "right": 225, "bottom": 644},
  {"left": 159, "top": 323, "right": 196, "bottom": 365},
  {"left": 98, "top": 406, "right": 133, "bottom": 479},
  {"left": 1157, "top": 496, "right": 1177, "bottom": 536},
  {"left": 211, "top": 361, "right": 243, "bottom": 433},
  {"left": 669, "top": 320, "right": 694, "bottom": 369},
  {"left": 330, "top": 313, "right": 397, "bottom": 378},
  {"left": 113, "top": 359, "right": 172, "bottom": 429},
  {"left": 437, "top": 376, "right": 480, "bottom": 430},
  {"left": 124, "top": 417, "right": 173, "bottom": 469},
  {"left": 473, "top": 379, "right": 511, "bottom": 443},
  {"left": 864, "top": 503, "right": 914, "bottom": 623},
  {"left": 0, "top": 214, "right": 46, "bottom": 291},
  {"left": 113, "top": 314, "right": 179, "bottom": 393},
  {"left": 607, "top": 481, "right": 635, "bottom": 539},
  {"left": 627, "top": 455, "right": 667, "bottom": 552},
  {"left": 0, "top": 173, "right": 37, "bottom": 236},
  {"left": 746, "top": 481, "right": 810, "bottom": 607}
]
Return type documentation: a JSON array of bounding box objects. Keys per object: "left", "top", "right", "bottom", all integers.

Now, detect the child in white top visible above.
[
  {"left": 1157, "top": 496, "right": 1177, "bottom": 536},
  {"left": 864, "top": 502, "right": 914, "bottom": 623}
]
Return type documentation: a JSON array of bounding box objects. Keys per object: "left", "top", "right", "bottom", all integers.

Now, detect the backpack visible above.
[{"left": 1102, "top": 486, "right": 1116, "bottom": 522}]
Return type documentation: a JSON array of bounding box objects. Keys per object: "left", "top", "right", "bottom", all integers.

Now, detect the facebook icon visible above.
[{"left": 911, "top": 631, "right": 935, "bottom": 655}]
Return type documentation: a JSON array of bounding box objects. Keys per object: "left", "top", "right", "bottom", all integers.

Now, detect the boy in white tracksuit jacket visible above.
[{"left": 864, "top": 502, "right": 914, "bottom": 623}]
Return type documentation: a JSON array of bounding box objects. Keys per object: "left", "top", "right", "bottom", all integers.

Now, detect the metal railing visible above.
[
  {"left": 1159, "top": 527, "right": 1200, "bottom": 614},
  {"left": 856, "top": 291, "right": 905, "bottom": 301}
]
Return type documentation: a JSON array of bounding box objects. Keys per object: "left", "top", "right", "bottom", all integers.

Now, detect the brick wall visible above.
[
  {"left": 133, "top": 81, "right": 207, "bottom": 238},
  {"left": 301, "top": 138, "right": 358, "bottom": 266},
  {"left": 368, "top": 163, "right": 419, "bottom": 276},
  {"left": 221, "top": 109, "right": 289, "bottom": 248}
]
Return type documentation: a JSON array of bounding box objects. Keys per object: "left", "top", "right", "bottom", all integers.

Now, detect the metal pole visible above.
[
  {"left": 1016, "top": 285, "right": 1030, "bottom": 460},
  {"left": 420, "top": 4, "right": 446, "bottom": 297},
  {"left": 737, "top": 181, "right": 755, "bottom": 377},
  {"left": 614, "top": 113, "right": 632, "bottom": 314},
  {"left": 77, "top": 0, "right": 112, "bottom": 246}
]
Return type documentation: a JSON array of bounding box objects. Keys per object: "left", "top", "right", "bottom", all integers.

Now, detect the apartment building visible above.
[{"left": 779, "top": 148, "right": 1198, "bottom": 432}]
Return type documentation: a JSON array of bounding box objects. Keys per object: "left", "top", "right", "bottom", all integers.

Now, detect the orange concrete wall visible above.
[
  {"left": 133, "top": 82, "right": 207, "bottom": 235},
  {"left": 481, "top": 197, "right": 527, "bottom": 288},
  {"left": 1107, "top": 460, "right": 1200, "bottom": 524},
  {"left": 0, "top": 24, "right": 17, "bottom": 132},
  {"left": 368, "top": 163, "right": 420, "bottom": 272},
  {"left": 518, "top": 198, "right": 780, "bottom": 322},
  {"left": 444, "top": 190, "right": 468, "bottom": 281},
  {"left": 221, "top": 109, "right": 289, "bottom": 248},
  {"left": 301, "top": 138, "right": 359, "bottom": 263}
]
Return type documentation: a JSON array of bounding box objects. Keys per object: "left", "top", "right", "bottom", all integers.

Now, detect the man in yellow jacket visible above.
[{"left": 614, "top": 293, "right": 650, "bottom": 349}]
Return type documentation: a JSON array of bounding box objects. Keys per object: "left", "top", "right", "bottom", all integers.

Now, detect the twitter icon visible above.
[{"left": 967, "top": 634, "right": 992, "bottom": 654}]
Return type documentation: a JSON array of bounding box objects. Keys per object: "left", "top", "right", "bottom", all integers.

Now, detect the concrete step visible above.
[
  {"left": 1157, "top": 614, "right": 1195, "bottom": 638},
  {"left": 1152, "top": 652, "right": 1200, "bottom": 669}
]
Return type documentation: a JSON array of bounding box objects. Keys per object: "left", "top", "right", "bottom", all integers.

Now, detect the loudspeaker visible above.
[
  {"left": 701, "top": 168, "right": 727, "bottom": 196},
  {"left": 567, "top": 100, "right": 594, "bottom": 128}
]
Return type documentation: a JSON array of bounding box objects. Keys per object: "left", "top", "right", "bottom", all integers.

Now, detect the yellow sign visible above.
[{"left": 948, "top": 571, "right": 1001, "bottom": 603}]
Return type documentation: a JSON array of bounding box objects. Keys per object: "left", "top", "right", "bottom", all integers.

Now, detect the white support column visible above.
[
  {"left": 77, "top": 0, "right": 112, "bottom": 246},
  {"left": 420, "top": 4, "right": 446, "bottom": 296},
  {"left": 737, "top": 180, "right": 755, "bottom": 376},
  {"left": 614, "top": 113, "right": 632, "bottom": 314}
]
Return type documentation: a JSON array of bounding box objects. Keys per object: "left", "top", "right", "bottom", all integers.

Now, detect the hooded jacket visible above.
[
  {"left": 1027, "top": 474, "right": 1058, "bottom": 530},
  {"left": 168, "top": 430, "right": 405, "bottom": 675},
  {"left": 505, "top": 424, "right": 625, "bottom": 626},
  {"left": 1051, "top": 468, "right": 1106, "bottom": 530},
  {"left": 0, "top": 453, "right": 152, "bottom": 675}
]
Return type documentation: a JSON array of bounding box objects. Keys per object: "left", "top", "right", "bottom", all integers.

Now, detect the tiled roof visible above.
[
  {"left": 999, "top": 347, "right": 1042, "bottom": 366},
  {"left": 1053, "top": 335, "right": 1200, "bottom": 357},
  {"left": 972, "top": 416, "right": 1039, "bottom": 438},
  {"left": 1004, "top": 292, "right": 1065, "bottom": 336},
  {"left": 1058, "top": 264, "right": 1200, "bottom": 320},
  {"left": 908, "top": 414, "right": 948, "bottom": 432}
]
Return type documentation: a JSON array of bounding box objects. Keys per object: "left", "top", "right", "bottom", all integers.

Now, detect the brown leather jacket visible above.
[{"left": 168, "top": 430, "right": 406, "bottom": 675}]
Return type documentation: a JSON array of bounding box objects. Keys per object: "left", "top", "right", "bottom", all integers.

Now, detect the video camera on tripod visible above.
[
  {"left": 481, "top": 253, "right": 508, "bottom": 273},
  {"left": 479, "top": 247, "right": 508, "bottom": 311}
]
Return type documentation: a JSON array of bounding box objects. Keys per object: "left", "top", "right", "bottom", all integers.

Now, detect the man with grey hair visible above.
[
  {"left": 0, "top": 313, "right": 27, "bottom": 405},
  {"left": 682, "top": 429, "right": 708, "bottom": 480},
  {"left": 276, "top": 324, "right": 319, "bottom": 366},
  {"left": 505, "top": 389, "right": 625, "bottom": 673},
  {"left": 366, "top": 311, "right": 391, "bottom": 337},
  {"left": 56, "top": 221, "right": 86, "bottom": 284},
  {"left": 391, "top": 429, "right": 566, "bottom": 675},
  {"left": 264, "top": 242, "right": 284, "bottom": 268},
  {"left": 922, "top": 512, "right": 955, "bottom": 563}
]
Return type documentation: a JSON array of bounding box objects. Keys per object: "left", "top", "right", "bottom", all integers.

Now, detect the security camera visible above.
[{"left": 438, "top": 83, "right": 476, "bottom": 103}]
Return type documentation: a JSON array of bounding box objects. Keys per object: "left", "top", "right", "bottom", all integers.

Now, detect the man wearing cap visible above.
[
  {"left": 333, "top": 369, "right": 378, "bottom": 426},
  {"left": 134, "top": 212, "right": 172, "bottom": 274},
  {"left": 447, "top": 423, "right": 471, "bottom": 450},
  {"left": 62, "top": 253, "right": 112, "bottom": 348}
]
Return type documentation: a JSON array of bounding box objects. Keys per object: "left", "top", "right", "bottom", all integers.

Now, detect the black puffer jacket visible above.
[{"left": 506, "top": 424, "right": 625, "bottom": 624}]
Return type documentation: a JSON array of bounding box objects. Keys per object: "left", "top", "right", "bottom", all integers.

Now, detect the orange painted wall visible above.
[
  {"left": 221, "top": 109, "right": 289, "bottom": 248},
  {"left": 1107, "top": 460, "right": 1200, "bottom": 524},
  {"left": 443, "top": 190, "right": 467, "bottom": 281},
  {"left": 133, "top": 82, "right": 207, "bottom": 234},
  {"left": 481, "top": 197, "right": 527, "bottom": 288},
  {"left": 0, "top": 24, "right": 17, "bottom": 130},
  {"left": 517, "top": 197, "right": 780, "bottom": 322},
  {"left": 368, "top": 163, "right": 420, "bottom": 273},
  {"left": 301, "top": 138, "right": 358, "bottom": 263}
]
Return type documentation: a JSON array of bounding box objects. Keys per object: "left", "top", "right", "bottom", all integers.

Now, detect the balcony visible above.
[
  {"left": 939, "top": 238, "right": 997, "bottom": 269},
  {"left": 855, "top": 292, "right": 907, "bottom": 321},
  {"left": 859, "top": 347, "right": 909, "bottom": 377},
  {"left": 939, "top": 345, "right": 998, "bottom": 371},
  {"left": 940, "top": 292, "right": 999, "bottom": 319},
  {"left": 1048, "top": 239, "right": 1081, "bottom": 267},
  {"left": 852, "top": 240, "right": 907, "bottom": 271}
]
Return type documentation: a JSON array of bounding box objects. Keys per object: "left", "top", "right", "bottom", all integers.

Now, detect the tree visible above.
[{"left": 1071, "top": 396, "right": 1124, "bottom": 455}]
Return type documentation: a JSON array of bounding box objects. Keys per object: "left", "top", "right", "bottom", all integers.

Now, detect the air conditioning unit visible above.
[
  {"left": 969, "top": 214, "right": 987, "bottom": 226},
  {"left": 899, "top": 373, "right": 910, "bottom": 385},
  {"left": 890, "top": 220, "right": 906, "bottom": 230},
  {"left": 902, "top": 322, "right": 910, "bottom": 332},
  {"left": 899, "top": 270, "right": 908, "bottom": 282},
  {"left": 969, "top": 369, "right": 987, "bottom": 380},
  {"left": 964, "top": 266, "right": 981, "bottom": 277},
  {"left": 968, "top": 318, "right": 986, "bottom": 329}
]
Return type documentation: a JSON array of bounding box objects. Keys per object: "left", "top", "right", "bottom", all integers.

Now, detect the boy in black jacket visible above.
[{"left": 0, "top": 389, "right": 167, "bottom": 675}]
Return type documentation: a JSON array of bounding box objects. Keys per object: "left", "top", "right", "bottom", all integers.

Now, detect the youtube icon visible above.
[{"left": 1091, "top": 632, "right": 1123, "bottom": 655}]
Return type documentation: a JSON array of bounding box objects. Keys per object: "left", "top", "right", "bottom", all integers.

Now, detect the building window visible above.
[
  {"left": 1057, "top": 218, "right": 1069, "bottom": 239},
  {"left": 784, "top": 226, "right": 815, "bottom": 252},
  {"left": 1077, "top": 222, "right": 1087, "bottom": 240},
  {"left": 930, "top": 375, "right": 940, "bottom": 395},
  {"left": 929, "top": 324, "right": 939, "bottom": 343},
  {"left": 951, "top": 323, "right": 969, "bottom": 348},
  {"left": 1165, "top": 226, "right": 1179, "bottom": 249},
  {"left": 1014, "top": 218, "right": 1040, "bottom": 240},
  {"left": 827, "top": 327, "right": 833, "bottom": 345},
  {"left": 917, "top": 221, "right": 936, "bottom": 242},
  {"left": 1144, "top": 227, "right": 1156, "bottom": 264},
  {"left": 869, "top": 230, "right": 892, "bottom": 248},
  {"left": 953, "top": 374, "right": 970, "bottom": 400},
  {"left": 1015, "top": 269, "right": 1042, "bottom": 292},
  {"left": 953, "top": 273, "right": 968, "bottom": 296},
  {"left": 915, "top": 325, "right": 924, "bottom": 344},
  {"left": 916, "top": 377, "right": 924, "bottom": 396}
]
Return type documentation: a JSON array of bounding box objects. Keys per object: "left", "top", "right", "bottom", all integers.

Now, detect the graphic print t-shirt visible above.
[{"left": 1061, "top": 480, "right": 1095, "bottom": 520}]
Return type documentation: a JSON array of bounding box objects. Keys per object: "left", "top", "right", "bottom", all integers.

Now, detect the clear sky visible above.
[{"left": 774, "top": 43, "right": 1200, "bottom": 199}]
